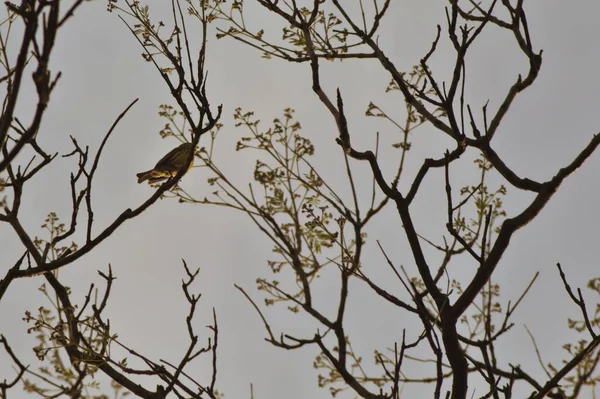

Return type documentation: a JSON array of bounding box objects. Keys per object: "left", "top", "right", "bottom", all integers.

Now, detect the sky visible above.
[{"left": 2, "top": 0, "right": 600, "bottom": 398}]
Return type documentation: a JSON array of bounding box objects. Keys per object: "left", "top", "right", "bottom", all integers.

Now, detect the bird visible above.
[{"left": 137, "top": 142, "right": 196, "bottom": 184}]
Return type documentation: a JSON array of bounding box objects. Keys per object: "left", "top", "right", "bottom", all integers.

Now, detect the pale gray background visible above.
[{"left": 1, "top": 1, "right": 600, "bottom": 398}]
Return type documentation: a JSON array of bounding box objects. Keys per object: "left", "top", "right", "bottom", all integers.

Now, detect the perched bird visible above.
[{"left": 137, "top": 142, "right": 196, "bottom": 184}]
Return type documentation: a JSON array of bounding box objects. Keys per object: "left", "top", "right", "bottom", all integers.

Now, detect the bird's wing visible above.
[{"left": 154, "top": 143, "right": 191, "bottom": 171}]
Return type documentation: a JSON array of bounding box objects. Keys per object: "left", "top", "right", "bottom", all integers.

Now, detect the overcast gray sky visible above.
[{"left": 2, "top": 1, "right": 600, "bottom": 398}]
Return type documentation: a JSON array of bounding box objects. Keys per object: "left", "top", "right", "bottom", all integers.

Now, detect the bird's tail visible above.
[
  {"left": 137, "top": 170, "right": 153, "bottom": 184},
  {"left": 137, "top": 170, "right": 172, "bottom": 184}
]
